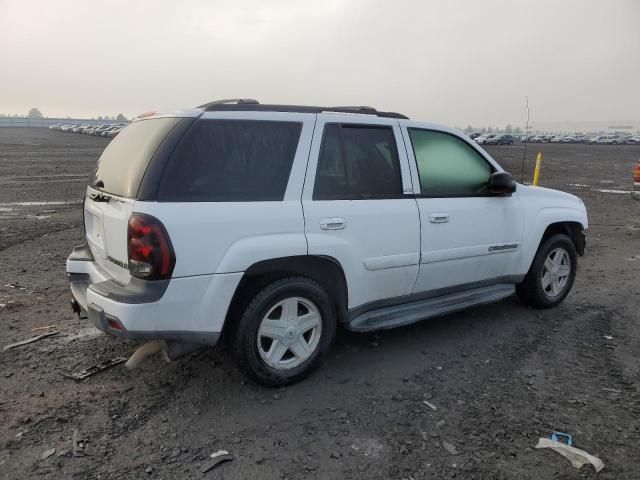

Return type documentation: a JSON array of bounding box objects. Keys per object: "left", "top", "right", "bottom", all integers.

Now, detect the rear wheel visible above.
[
  {"left": 517, "top": 234, "right": 578, "bottom": 308},
  {"left": 231, "top": 277, "right": 336, "bottom": 387}
]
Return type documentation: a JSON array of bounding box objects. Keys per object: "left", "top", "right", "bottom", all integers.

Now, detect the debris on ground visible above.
[
  {"left": 0, "top": 400, "right": 18, "bottom": 410},
  {"left": 603, "top": 387, "right": 622, "bottom": 393},
  {"left": 551, "top": 431, "right": 573, "bottom": 446},
  {"left": 60, "top": 357, "right": 127, "bottom": 381},
  {"left": 535, "top": 437, "right": 604, "bottom": 472},
  {"left": 31, "top": 324, "right": 57, "bottom": 332},
  {"left": 40, "top": 448, "right": 56, "bottom": 460},
  {"left": 442, "top": 441, "right": 458, "bottom": 455},
  {"left": 201, "top": 450, "right": 233, "bottom": 473},
  {"left": 351, "top": 438, "right": 384, "bottom": 457},
  {"left": 604, "top": 335, "right": 614, "bottom": 340},
  {"left": 3, "top": 331, "right": 59, "bottom": 351},
  {"left": 72, "top": 429, "right": 86, "bottom": 457},
  {"left": 124, "top": 340, "right": 165, "bottom": 369},
  {"left": 423, "top": 400, "right": 437, "bottom": 411}
]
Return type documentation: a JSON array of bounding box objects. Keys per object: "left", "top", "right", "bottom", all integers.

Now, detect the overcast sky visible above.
[{"left": 1, "top": 0, "right": 638, "bottom": 127}]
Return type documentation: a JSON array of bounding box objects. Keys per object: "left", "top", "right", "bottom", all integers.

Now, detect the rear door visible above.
[
  {"left": 302, "top": 114, "right": 420, "bottom": 310},
  {"left": 84, "top": 117, "right": 182, "bottom": 284}
]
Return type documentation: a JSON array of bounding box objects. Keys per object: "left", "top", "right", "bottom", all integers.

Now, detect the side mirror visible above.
[{"left": 488, "top": 171, "right": 516, "bottom": 195}]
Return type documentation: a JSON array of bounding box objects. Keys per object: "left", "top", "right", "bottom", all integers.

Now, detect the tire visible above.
[
  {"left": 231, "top": 276, "right": 337, "bottom": 387},
  {"left": 516, "top": 233, "right": 578, "bottom": 308}
]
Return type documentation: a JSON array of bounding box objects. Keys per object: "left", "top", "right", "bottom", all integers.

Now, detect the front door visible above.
[
  {"left": 302, "top": 115, "right": 420, "bottom": 310},
  {"left": 401, "top": 126, "right": 524, "bottom": 293}
]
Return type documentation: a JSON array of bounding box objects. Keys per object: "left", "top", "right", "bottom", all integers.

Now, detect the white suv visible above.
[{"left": 67, "top": 99, "right": 588, "bottom": 386}]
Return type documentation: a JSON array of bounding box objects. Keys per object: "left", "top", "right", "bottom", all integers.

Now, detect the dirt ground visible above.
[{"left": 1, "top": 128, "right": 639, "bottom": 480}]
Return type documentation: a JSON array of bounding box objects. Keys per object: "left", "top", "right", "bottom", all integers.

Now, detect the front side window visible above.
[
  {"left": 313, "top": 124, "right": 403, "bottom": 200},
  {"left": 408, "top": 129, "right": 493, "bottom": 196},
  {"left": 158, "top": 120, "right": 301, "bottom": 201}
]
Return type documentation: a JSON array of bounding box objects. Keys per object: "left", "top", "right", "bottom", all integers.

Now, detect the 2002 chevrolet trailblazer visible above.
[{"left": 67, "top": 99, "right": 587, "bottom": 386}]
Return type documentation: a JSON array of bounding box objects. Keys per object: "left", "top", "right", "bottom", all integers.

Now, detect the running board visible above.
[{"left": 347, "top": 284, "right": 515, "bottom": 332}]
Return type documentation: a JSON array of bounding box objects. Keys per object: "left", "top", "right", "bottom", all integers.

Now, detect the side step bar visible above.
[{"left": 347, "top": 284, "right": 515, "bottom": 332}]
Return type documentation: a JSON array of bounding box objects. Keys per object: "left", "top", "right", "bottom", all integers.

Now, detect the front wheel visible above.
[
  {"left": 231, "top": 277, "right": 336, "bottom": 387},
  {"left": 516, "top": 234, "right": 578, "bottom": 308}
]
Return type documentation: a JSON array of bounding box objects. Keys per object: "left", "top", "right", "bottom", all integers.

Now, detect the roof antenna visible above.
[{"left": 520, "top": 96, "right": 530, "bottom": 184}]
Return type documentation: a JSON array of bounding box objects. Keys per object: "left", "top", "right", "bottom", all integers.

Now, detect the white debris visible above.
[
  {"left": 442, "top": 441, "right": 458, "bottom": 455},
  {"left": 535, "top": 438, "right": 604, "bottom": 472},
  {"left": 423, "top": 400, "right": 437, "bottom": 411}
]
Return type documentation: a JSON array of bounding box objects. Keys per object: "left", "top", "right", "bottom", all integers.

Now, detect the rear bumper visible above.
[
  {"left": 67, "top": 244, "right": 242, "bottom": 346},
  {"left": 632, "top": 183, "right": 640, "bottom": 200}
]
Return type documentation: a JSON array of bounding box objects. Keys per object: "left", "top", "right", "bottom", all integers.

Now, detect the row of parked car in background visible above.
[
  {"left": 469, "top": 132, "right": 640, "bottom": 145},
  {"left": 49, "top": 122, "right": 128, "bottom": 138}
]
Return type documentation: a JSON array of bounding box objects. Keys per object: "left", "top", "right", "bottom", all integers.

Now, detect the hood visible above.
[{"left": 518, "top": 184, "right": 587, "bottom": 221}]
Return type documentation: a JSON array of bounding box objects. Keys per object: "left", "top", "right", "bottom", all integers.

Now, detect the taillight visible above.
[
  {"left": 127, "top": 213, "right": 175, "bottom": 280},
  {"left": 634, "top": 161, "right": 640, "bottom": 182}
]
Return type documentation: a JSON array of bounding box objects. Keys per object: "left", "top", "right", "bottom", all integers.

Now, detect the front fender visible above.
[{"left": 516, "top": 206, "right": 588, "bottom": 275}]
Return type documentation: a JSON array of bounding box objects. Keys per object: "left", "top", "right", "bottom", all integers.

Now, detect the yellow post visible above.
[{"left": 532, "top": 151, "right": 542, "bottom": 186}]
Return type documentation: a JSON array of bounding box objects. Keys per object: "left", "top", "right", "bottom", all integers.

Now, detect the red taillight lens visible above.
[
  {"left": 634, "top": 161, "right": 640, "bottom": 182},
  {"left": 127, "top": 213, "right": 175, "bottom": 280}
]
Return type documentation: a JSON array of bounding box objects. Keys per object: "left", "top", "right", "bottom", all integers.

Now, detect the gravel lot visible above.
[{"left": 1, "top": 128, "right": 639, "bottom": 479}]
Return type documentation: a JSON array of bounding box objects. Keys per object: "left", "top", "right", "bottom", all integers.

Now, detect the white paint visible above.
[
  {"left": 66, "top": 109, "right": 589, "bottom": 341},
  {"left": 595, "top": 189, "right": 632, "bottom": 194},
  {"left": 303, "top": 114, "right": 420, "bottom": 308}
]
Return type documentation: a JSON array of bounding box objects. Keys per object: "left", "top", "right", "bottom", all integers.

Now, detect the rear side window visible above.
[
  {"left": 314, "top": 124, "right": 402, "bottom": 200},
  {"left": 92, "top": 118, "right": 180, "bottom": 198},
  {"left": 408, "top": 129, "right": 493, "bottom": 196},
  {"left": 158, "top": 120, "right": 301, "bottom": 201}
]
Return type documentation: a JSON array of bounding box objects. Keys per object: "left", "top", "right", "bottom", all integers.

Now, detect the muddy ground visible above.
[{"left": 1, "top": 128, "right": 639, "bottom": 479}]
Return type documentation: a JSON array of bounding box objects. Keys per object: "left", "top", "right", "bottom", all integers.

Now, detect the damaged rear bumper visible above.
[{"left": 66, "top": 244, "right": 227, "bottom": 350}]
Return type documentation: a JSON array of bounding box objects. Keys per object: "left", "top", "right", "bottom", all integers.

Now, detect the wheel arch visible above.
[
  {"left": 518, "top": 218, "right": 585, "bottom": 279},
  {"left": 514, "top": 207, "right": 588, "bottom": 275},
  {"left": 221, "top": 255, "right": 349, "bottom": 341},
  {"left": 539, "top": 221, "right": 585, "bottom": 256}
]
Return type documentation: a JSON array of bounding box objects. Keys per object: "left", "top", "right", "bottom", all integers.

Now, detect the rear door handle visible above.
[
  {"left": 320, "top": 218, "right": 346, "bottom": 230},
  {"left": 428, "top": 213, "right": 450, "bottom": 224}
]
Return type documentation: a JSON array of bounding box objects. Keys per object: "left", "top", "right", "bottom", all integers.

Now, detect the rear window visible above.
[
  {"left": 157, "top": 120, "right": 302, "bottom": 202},
  {"left": 91, "top": 118, "right": 180, "bottom": 198}
]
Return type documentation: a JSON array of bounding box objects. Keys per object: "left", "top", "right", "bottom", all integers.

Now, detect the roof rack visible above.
[
  {"left": 197, "top": 100, "right": 408, "bottom": 119},
  {"left": 197, "top": 99, "right": 259, "bottom": 109}
]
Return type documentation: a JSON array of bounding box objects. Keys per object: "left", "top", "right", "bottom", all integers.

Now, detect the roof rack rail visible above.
[
  {"left": 329, "top": 105, "right": 378, "bottom": 113},
  {"left": 198, "top": 102, "right": 408, "bottom": 119},
  {"left": 197, "top": 98, "right": 259, "bottom": 109}
]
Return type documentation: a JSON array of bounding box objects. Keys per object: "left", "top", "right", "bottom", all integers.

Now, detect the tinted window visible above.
[
  {"left": 158, "top": 120, "right": 301, "bottom": 201},
  {"left": 314, "top": 124, "right": 402, "bottom": 200},
  {"left": 408, "top": 129, "right": 493, "bottom": 196},
  {"left": 92, "top": 118, "right": 180, "bottom": 198}
]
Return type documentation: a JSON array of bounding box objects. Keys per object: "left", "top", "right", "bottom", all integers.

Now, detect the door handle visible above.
[
  {"left": 320, "top": 218, "right": 346, "bottom": 230},
  {"left": 428, "top": 213, "right": 450, "bottom": 224}
]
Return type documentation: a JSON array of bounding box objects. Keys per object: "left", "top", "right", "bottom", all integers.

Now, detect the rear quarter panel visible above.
[
  {"left": 133, "top": 111, "right": 316, "bottom": 277},
  {"left": 133, "top": 201, "right": 308, "bottom": 276}
]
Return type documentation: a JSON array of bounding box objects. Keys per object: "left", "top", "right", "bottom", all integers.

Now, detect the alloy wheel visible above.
[
  {"left": 541, "top": 247, "right": 572, "bottom": 298},
  {"left": 257, "top": 297, "right": 322, "bottom": 370}
]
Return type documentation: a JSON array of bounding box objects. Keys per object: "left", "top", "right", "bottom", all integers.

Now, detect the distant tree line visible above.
[{"left": 0, "top": 108, "right": 127, "bottom": 121}]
